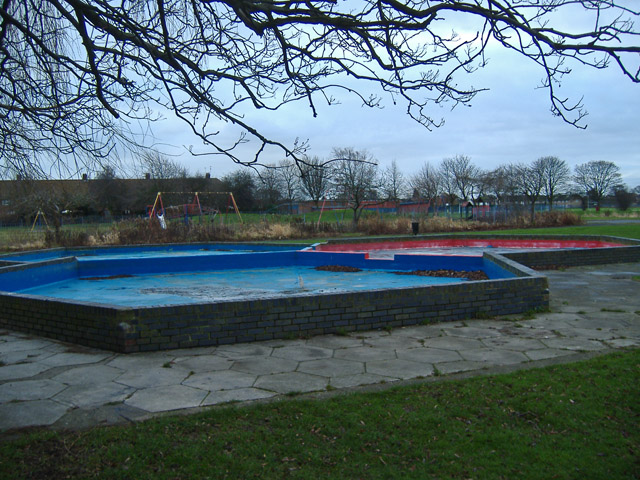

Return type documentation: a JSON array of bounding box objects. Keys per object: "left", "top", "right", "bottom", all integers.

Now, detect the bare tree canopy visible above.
[
  {"left": 332, "top": 147, "right": 379, "bottom": 224},
  {"left": 410, "top": 162, "right": 442, "bottom": 212},
  {"left": 537, "top": 156, "right": 571, "bottom": 208},
  {"left": 298, "top": 156, "right": 331, "bottom": 207},
  {"left": 381, "top": 160, "right": 407, "bottom": 207},
  {"left": 440, "top": 155, "right": 479, "bottom": 201},
  {"left": 518, "top": 159, "right": 546, "bottom": 222},
  {"left": 574, "top": 160, "right": 623, "bottom": 205},
  {"left": 1, "top": 1, "right": 639, "bottom": 177}
]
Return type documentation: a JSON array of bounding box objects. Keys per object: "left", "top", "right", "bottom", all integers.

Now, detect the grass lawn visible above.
[
  {"left": 495, "top": 224, "right": 640, "bottom": 240},
  {"left": 1, "top": 350, "right": 638, "bottom": 479},
  {"left": 566, "top": 207, "right": 640, "bottom": 220}
]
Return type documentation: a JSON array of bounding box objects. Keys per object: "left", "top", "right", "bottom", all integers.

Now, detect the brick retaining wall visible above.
[
  {"left": 503, "top": 245, "right": 640, "bottom": 269},
  {"left": 0, "top": 270, "right": 548, "bottom": 353}
]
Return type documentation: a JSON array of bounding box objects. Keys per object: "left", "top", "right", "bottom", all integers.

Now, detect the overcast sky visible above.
[{"left": 132, "top": 14, "right": 640, "bottom": 190}]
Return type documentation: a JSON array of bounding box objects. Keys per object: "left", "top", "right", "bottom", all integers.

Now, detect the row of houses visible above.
[{"left": 0, "top": 175, "right": 224, "bottom": 223}]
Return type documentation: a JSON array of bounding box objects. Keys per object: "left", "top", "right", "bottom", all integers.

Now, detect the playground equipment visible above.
[
  {"left": 148, "top": 192, "right": 242, "bottom": 227},
  {"left": 30, "top": 210, "right": 49, "bottom": 231}
]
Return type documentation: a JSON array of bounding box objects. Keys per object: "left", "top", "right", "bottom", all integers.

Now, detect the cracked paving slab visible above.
[
  {"left": 116, "top": 367, "right": 190, "bottom": 389},
  {"left": 172, "top": 355, "right": 234, "bottom": 373},
  {"left": 201, "top": 388, "right": 276, "bottom": 406},
  {"left": 297, "top": 358, "right": 364, "bottom": 377},
  {"left": 254, "top": 372, "right": 328, "bottom": 394},
  {"left": 333, "top": 346, "right": 396, "bottom": 362},
  {"left": 0, "top": 379, "right": 66, "bottom": 403},
  {"left": 40, "top": 352, "right": 112, "bottom": 368},
  {"left": 271, "top": 345, "right": 333, "bottom": 362},
  {"left": 329, "top": 373, "right": 395, "bottom": 389},
  {"left": 125, "top": 385, "right": 208, "bottom": 413},
  {"left": 54, "top": 382, "right": 136, "bottom": 408},
  {"left": 459, "top": 348, "right": 529, "bottom": 365},
  {"left": 396, "top": 347, "right": 463, "bottom": 364},
  {"left": 231, "top": 356, "right": 299, "bottom": 376},
  {"left": 0, "top": 400, "right": 69, "bottom": 430},
  {"left": 366, "top": 359, "right": 434, "bottom": 379},
  {"left": 52, "top": 365, "right": 124, "bottom": 385},
  {"left": 182, "top": 369, "right": 257, "bottom": 391},
  {"left": 0, "top": 363, "right": 52, "bottom": 381}
]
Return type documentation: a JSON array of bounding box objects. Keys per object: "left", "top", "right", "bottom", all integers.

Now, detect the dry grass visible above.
[{"left": 1, "top": 211, "right": 584, "bottom": 250}]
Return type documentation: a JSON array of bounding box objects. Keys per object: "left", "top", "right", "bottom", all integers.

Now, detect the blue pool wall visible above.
[
  {"left": 0, "top": 258, "right": 79, "bottom": 292},
  {"left": 0, "top": 250, "right": 515, "bottom": 294},
  {"left": 0, "top": 242, "right": 307, "bottom": 263}
]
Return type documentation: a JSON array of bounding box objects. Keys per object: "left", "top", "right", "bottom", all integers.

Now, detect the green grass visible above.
[
  {"left": 492, "top": 224, "right": 640, "bottom": 240},
  {"left": 1, "top": 350, "right": 638, "bottom": 479}
]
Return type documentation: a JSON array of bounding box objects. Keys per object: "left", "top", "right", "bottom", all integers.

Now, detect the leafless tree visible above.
[
  {"left": 275, "top": 159, "right": 300, "bottom": 214},
  {"left": 439, "top": 159, "right": 457, "bottom": 211},
  {"left": 410, "top": 162, "right": 442, "bottom": 215},
  {"left": 256, "top": 165, "right": 283, "bottom": 210},
  {"left": 516, "top": 160, "right": 546, "bottom": 222},
  {"left": 441, "top": 155, "right": 480, "bottom": 204},
  {"left": 574, "top": 161, "right": 623, "bottom": 207},
  {"left": 537, "top": 156, "right": 571, "bottom": 209},
  {"left": 136, "top": 150, "right": 188, "bottom": 181},
  {"left": 2, "top": 1, "right": 638, "bottom": 177},
  {"left": 473, "top": 169, "right": 494, "bottom": 204},
  {"left": 133, "top": 149, "right": 190, "bottom": 207},
  {"left": 332, "top": 148, "right": 379, "bottom": 224},
  {"left": 486, "top": 165, "right": 520, "bottom": 207},
  {"left": 11, "top": 178, "right": 90, "bottom": 233},
  {"left": 381, "top": 160, "right": 407, "bottom": 209},
  {"left": 298, "top": 156, "right": 332, "bottom": 208}
]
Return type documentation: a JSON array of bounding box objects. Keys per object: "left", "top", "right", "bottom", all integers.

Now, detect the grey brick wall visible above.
[{"left": 0, "top": 270, "right": 548, "bottom": 353}]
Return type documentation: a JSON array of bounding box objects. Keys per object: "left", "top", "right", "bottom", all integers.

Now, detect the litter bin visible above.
[{"left": 411, "top": 221, "right": 419, "bottom": 235}]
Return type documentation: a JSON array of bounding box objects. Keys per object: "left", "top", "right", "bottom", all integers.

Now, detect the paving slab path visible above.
[{"left": 1, "top": 262, "right": 638, "bottom": 433}]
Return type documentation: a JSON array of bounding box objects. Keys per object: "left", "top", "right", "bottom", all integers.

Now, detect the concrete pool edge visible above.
[{"left": 0, "top": 241, "right": 309, "bottom": 264}]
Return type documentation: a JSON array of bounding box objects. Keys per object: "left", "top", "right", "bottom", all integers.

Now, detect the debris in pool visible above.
[
  {"left": 393, "top": 270, "right": 488, "bottom": 281},
  {"left": 314, "top": 265, "right": 363, "bottom": 272},
  {"left": 82, "top": 274, "right": 136, "bottom": 281}
]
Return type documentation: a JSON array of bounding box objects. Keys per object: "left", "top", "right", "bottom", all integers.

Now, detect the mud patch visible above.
[
  {"left": 315, "top": 265, "right": 363, "bottom": 272},
  {"left": 82, "top": 274, "right": 135, "bottom": 281},
  {"left": 393, "top": 269, "right": 488, "bottom": 281}
]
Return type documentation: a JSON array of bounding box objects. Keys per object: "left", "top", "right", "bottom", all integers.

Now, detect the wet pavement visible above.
[{"left": 1, "top": 262, "right": 638, "bottom": 433}]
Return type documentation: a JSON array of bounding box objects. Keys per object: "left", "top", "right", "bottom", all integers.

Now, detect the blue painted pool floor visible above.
[{"left": 20, "top": 266, "right": 464, "bottom": 307}]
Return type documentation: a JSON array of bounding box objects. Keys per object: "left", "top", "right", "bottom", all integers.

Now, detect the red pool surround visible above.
[{"left": 313, "top": 238, "right": 625, "bottom": 254}]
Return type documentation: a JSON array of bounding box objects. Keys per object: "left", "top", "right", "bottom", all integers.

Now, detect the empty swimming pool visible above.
[{"left": 3, "top": 234, "right": 636, "bottom": 353}]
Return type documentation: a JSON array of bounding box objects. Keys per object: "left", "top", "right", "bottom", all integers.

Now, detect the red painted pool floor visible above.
[{"left": 313, "top": 238, "right": 625, "bottom": 258}]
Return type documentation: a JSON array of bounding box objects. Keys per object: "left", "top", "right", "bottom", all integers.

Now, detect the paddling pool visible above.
[{"left": 1, "top": 235, "right": 638, "bottom": 353}]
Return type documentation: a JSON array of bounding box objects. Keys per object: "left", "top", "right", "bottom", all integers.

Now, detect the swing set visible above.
[
  {"left": 30, "top": 210, "right": 49, "bottom": 231},
  {"left": 148, "top": 192, "right": 243, "bottom": 227}
]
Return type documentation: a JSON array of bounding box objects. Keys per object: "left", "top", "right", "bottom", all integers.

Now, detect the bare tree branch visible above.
[{"left": 1, "top": 0, "right": 638, "bottom": 177}]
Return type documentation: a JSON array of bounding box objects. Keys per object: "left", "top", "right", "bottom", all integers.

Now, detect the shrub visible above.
[
  {"left": 44, "top": 229, "right": 90, "bottom": 247},
  {"left": 532, "top": 211, "right": 582, "bottom": 227}
]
